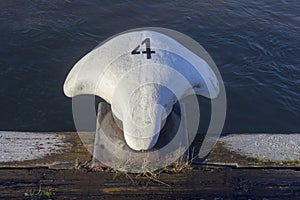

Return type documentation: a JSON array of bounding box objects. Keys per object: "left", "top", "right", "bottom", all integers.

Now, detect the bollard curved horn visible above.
[{"left": 64, "top": 28, "right": 220, "bottom": 151}]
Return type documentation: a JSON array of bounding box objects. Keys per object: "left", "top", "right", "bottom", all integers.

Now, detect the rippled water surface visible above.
[{"left": 0, "top": 0, "right": 299, "bottom": 133}]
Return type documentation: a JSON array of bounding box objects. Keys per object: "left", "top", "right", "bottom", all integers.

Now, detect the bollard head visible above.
[{"left": 63, "top": 28, "right": 220, "bottom": 151}]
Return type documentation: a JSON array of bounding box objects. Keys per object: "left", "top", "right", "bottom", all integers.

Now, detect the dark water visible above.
[{"left": 0, "top": 0, "right": 299, "bottom": 133}]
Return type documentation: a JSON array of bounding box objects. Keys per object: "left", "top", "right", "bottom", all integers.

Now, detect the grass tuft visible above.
[{"left": 24, "top": 183, "right": 54, "bottom": 199}]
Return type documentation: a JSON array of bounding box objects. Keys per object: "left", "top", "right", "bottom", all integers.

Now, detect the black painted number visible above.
[{"left": 131, "top": 38, "right": 155, "bottom": 59}]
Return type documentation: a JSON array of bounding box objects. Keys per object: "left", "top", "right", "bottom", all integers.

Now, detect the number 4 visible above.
[{"left": 131, "top": 38, "right": 155, "bottom": 59}]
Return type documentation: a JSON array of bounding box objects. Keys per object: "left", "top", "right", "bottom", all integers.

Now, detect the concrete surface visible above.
[{"left": 0, "top": 131, "right": 299, "bottom": 169}]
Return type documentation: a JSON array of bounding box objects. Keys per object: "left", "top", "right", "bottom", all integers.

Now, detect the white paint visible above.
[
  {"left": 64, "top": 29, "right": 220, "bottom": 150},
  {"left": 220, "top": 134, "right": 300, "bottom": 161},
  {"left": 0, "top": 132, "right": 69, "bottom": 162}
]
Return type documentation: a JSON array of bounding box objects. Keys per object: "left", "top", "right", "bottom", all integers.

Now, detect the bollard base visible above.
[{"left": 91, "top": 102, "right": 191, "bottom": 172}]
